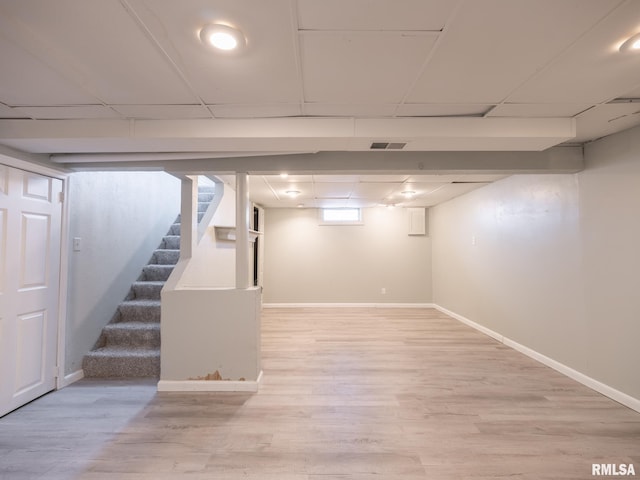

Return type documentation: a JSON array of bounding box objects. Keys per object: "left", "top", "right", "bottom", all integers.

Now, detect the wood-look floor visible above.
[{"left": 1, "top": 307, "right": 639, "bottom": 479}]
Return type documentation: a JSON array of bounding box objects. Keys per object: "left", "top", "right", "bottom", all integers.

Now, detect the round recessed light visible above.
[
  {"left": 199, "top": 24, "right": 246, "bottom": 52},
  {"left": 280, "top": 173, "right": 289, "bottom": 179},
  {"left": 619, "top": 32, "right": 640, "bottom": 53}
]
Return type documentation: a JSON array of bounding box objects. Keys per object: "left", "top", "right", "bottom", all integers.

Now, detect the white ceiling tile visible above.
[
  {"left": 394, "top": 182, "right": 447, "bottom": 196},
  {"left": 415, "top": 183, "right": 489, "bottom": 206},
  {"left": 301, "top": 31, "right": 438, "bottom": 103},
  {"left": 313, "top": 182, "right": 354, "bottom": 198},
  {"left": 407, "top": 0, "right": 619, "bottom": 104},
  {"left": 508, "top": 2, "right": 640, "bottom": 104},
  {"left": 210, "top": 104, "right": 301, "bottom": 118},
  {"left": 397, "top": 104, "right": 492, "bottom": 117},
  {"left": 572, "top": 104, "right": 640, "bottom": 143},
  {"left": 269, "top": 181, "right": 314, "bottom": 200},
  {"left": 347, "top": 198, "right": 380, "bottom": 208},
  {"left": 15, "top": 105, "right": 120, "bottom": 120},
  {"left": 2, "top": 0, "right": 199, "bottom": 104},
  {"left": 487, "top": 104, "right": 590, "bottom": 118},
  {"left": 350, "top": 183, "right": 397, "bottom": 199},
  {"left": 297, "top": 0, "right": 455, "bottom": 31},
  {"left": 127, "top": 0, "right": 301, "bottom": 105},
  {"left": 248, "top": 177, "right": 279, "bottom": 206},
  {"left": 0, "top": 103, "right": 30, "bottom": 119},
  {"left": 303, "top": 103, "right": 398, "bottom": 117},
  {"left": 619, "top": 85, "right": 640, "bottom": 98},
  {"left": 112, "top": 105, "right": 211, "bottom": 119},
  {"left": 0, "top": 37, "right": 99, "bottom": 106},
  {"left": 314, "top": 198, "right": 349, "bottom": 208}
]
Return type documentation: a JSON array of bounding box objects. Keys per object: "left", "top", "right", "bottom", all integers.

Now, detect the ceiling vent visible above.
[{"left": 370, "top": 142, "right": 406, "bottom": 150}]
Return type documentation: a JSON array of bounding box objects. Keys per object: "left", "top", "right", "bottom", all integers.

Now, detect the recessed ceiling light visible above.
[
  {"left": 402, "top": 190, "right": 416, "bottom": 197},
  {"left": 619, "top": 32, "right": 640, "bottom": 53},
  {"left": 199, "top": 24, "right": 246, "bottom": 52},
  {"left": 280, "top": 173, "right": 289, "bottom": 179},
  {"left": 285, "top": 190, "right": 300, "bottom": 197}
]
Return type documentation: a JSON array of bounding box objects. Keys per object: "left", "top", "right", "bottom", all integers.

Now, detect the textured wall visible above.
[
  {"left": 66, "top": 171, "right": 180, "bottom": 375},
  {"left": 263, "top": 206, "right": 432, "bottom": 304}
]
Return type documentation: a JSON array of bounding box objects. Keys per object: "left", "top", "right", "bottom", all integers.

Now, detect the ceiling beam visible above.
[
  {"left": 0, "top": 116, "right": 576, "bottom": 154},
  {"left": 60, "top": 148, "right": 583, "bottom": 175}
]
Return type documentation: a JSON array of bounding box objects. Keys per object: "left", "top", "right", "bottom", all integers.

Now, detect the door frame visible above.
[{"left": 0, "top": 149, "right": 72, "bottom": 390}]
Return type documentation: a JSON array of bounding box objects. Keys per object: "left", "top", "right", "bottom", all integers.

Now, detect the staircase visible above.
[{"left": 82, "top": 184, "right": 215, "bottom": 377}]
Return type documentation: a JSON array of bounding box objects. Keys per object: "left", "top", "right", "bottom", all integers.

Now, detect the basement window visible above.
[{"left": 319, "top": 208, "right": 362, "bottom": 225}]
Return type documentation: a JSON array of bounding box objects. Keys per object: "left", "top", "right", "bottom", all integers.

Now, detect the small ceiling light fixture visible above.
[
  {"left": 285, "top": 190, "right": 301, "bottom": 197},
  {"left": 402, "top": 190, "right": 416, "bottom": 197},
  {"left": 280, "top": 173, "right": 289, "bottom": 179},
  {"left": 200, "top": 23, "right": 246, "bottom": 52},
  {"left": 619, "top": 32, "right": 640, "bottom": 53}
]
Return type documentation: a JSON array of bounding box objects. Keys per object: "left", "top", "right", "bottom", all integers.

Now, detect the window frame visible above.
[{"left": 318, "top": 207, "right": 363, "bottom": 226}]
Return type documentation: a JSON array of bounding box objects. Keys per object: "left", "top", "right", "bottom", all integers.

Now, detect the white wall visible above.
[
  {"left": 431, "top": 125, "right": 640, "bottom": 402},
  {"left": 66, "top": 171, "right": 180, "bottom": 375},
  {"left": 263, "top": 207, "right": 432, "bottom": 304},
  {"left": 177, "top": 181, "right": 236, "bottom": 288}
]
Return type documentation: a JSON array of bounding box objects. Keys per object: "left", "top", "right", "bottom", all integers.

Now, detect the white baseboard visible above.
[
  {"left": 157, "top": 371, "right": 263, "bottom": 393},
  {"left": 433, "top": 304, "right": 504, "bottom": 342},
  {"left": 263, "top": 303, "right": 436, "bottom": 309},
  {"left": 502, "top": 337, "right": 640, "bottom": 414},
  {"left": 434, "top": 304, "right": 640, "bottom": 414},
  {"left": 60, "top": 369, "right": 84, "bottom": 388}
]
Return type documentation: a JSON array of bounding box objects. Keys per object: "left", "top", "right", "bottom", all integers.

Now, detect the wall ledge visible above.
[
  {"left": 158, "top": 371, "right": 263, "bottom": 393},
  {"left": 433, "top": 304, "right": 640, "bottom": 414}
]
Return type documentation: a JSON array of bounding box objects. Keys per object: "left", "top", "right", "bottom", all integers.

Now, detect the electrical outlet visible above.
[{"left": 73, "top": 237, "right": 82, "bottom": 252}]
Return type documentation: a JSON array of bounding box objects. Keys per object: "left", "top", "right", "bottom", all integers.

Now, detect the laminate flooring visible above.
[{"left": 1, "top": 307, "right": 638, "bottom": 479}]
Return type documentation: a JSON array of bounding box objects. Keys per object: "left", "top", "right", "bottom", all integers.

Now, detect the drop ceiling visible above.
[{"left": 1, "top": 0, "right": 640, "bottom": 207}]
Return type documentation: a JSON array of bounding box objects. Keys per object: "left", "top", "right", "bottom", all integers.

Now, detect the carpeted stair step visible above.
[
  {"left": 168, "top": 223, "right": 181, "bottom": 235},
  {"left": 198, "top": 192, "right": 214, "bottom": 203},
  {"left": 117, "top": 300, "right": 160, "bottom": 323},
  {"left": 198, "top": 201, "right": 209, "bottom": 213},
  {"left": 103, "top": 322, "right": 160, "bottom": 348},
  {"left": 83, "top": 347, "right": 160, "bottom": 377},
  {"left": 151, "top": 249, "right": 179, "bottom": 265},
  {"left": 198, "top": 212, "right": 205, "bottom": 222},
  {"left": 140, "top": 264, "right": 174, "bottom": 281},
  {"left": 161, "top": 235, "right": 180, "bottom": 249},
  {"left": 131, "top": 281, "right": 164, "bottom": 300}
]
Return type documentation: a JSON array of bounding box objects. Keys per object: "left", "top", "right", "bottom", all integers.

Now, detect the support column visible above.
[
  {"left": 235, "top": 172, "right": 250, "bottom": 289},
  {"left": 180, "top": 175, "right": 197, "bottom": 260}
]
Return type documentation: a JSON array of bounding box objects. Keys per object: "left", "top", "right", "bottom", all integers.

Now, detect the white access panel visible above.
[
  {"left": 408, "top": 207, "right": 427, "bottom": 236},
  {"left": 0, "top": 165, "right": 62, "bottom": 417}
]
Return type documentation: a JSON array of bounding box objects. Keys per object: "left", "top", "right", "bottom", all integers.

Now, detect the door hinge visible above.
[
  {"left": 53, "top": 366, "right": 60, "bottom": 378},
  {"left": 58, "top": 191, "right": 65, "bottom": 203}
]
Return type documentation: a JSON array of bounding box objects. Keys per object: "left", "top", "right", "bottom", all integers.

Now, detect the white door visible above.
[{"left": 0, "top": 164, "right": 62, "bottom": 417}]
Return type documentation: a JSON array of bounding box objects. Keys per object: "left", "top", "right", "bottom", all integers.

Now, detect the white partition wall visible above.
[{"left": 160, "top": 175, "right": 262, "bottom": 392}]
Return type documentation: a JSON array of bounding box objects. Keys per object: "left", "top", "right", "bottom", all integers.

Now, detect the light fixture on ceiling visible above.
[
  {"left": 199, "top": 23, "right": 246, "bottom": 52},
  {"left": 402, "top": 190, "right": 416, "bottom": 198},
  {"left": 280, "top": 173, "right": 289, "bottom": 179},
  {"left": 619, "top": 32, "right": 640, "bottom": 53},
  {"left": 285, "top": 190, "right": 301, "bottom": 197}
]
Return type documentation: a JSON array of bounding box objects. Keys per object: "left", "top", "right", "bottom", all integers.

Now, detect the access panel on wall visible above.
[{"left": 0, "top": 164, "right": 63, "bottom": 417}]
